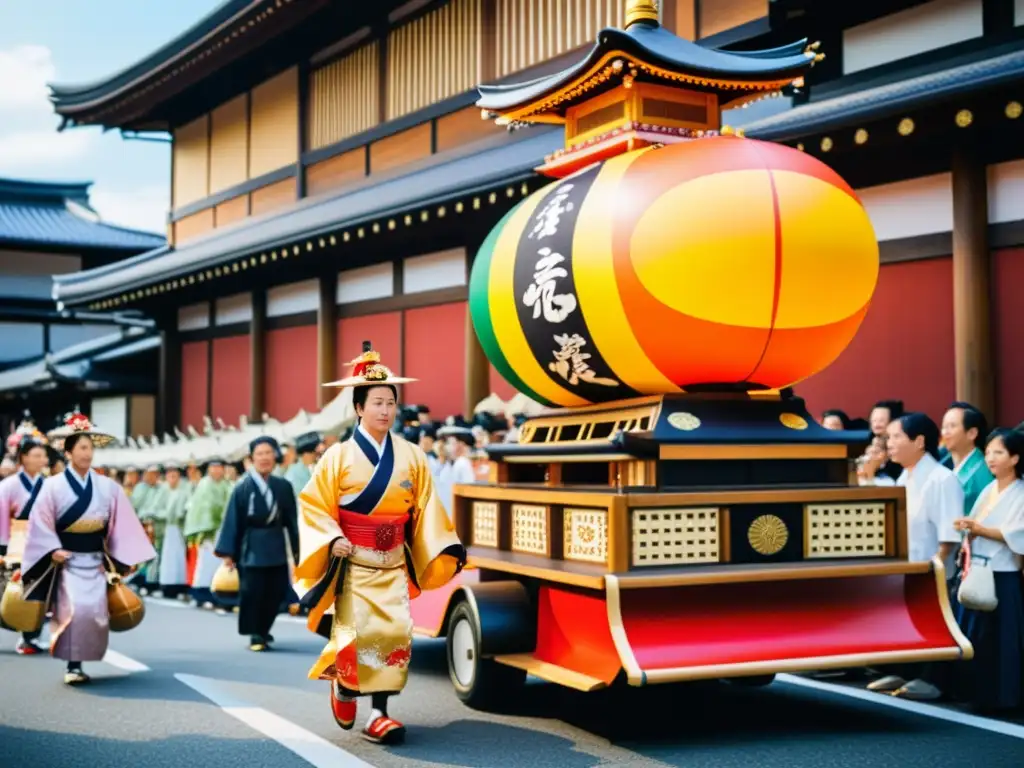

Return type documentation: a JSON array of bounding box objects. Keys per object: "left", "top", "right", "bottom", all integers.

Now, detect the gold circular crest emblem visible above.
[
  {"left": 668, "top": 412, "right": 701, "bottom": 431},
  {"left": 779, "top": 413, "right": 808, "bottom": 430},
  {"left": 748, "top": 514, "right": 789, "bottom": 556}
]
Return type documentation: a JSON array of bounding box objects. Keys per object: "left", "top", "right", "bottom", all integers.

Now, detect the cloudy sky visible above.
[{"left": 0, "top": 0, "right": 221, "bottom": 234}]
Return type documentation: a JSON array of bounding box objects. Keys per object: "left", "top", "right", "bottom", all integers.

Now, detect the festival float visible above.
[{"left": 409, "top": 0, "right": 972, "bottom": 707}]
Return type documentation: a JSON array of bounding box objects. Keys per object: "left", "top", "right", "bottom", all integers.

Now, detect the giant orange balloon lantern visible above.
[{"left": 470, "top": 136, "right": 879, "bottom": 408}]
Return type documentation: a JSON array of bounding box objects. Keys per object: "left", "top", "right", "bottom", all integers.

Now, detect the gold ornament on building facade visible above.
[
  {"left": 1007, "top": 101, "right": 1022, "bottom": 119},
  {"left": 955, "top": 109, "right": 973, "bottom": 128},
  {"left": 898, "top": 118, "right": 915, "bottom": 136}
]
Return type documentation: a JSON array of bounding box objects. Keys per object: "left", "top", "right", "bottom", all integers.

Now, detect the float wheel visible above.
[{"left": 446, "top": 600, "right": 526, "bottom": 710}]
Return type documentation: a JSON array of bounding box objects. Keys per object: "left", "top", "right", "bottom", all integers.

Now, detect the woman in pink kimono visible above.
[
  {"left": 0, "top": 435, "right": 49, "bottom": 655},
  {"left": 21, "top": 414, "right": 155, "bottom": 685}
]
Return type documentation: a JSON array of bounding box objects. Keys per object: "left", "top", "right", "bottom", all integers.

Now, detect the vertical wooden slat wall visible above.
[
  {"left": 386, "top": 0, "right": 482, "bottom": 121},
  {"left": 494, "top": 0, "right": 625, "bottom": 79},
  {"left": 172, "top": 115, "right": 210, "bottom": 208},
  {"left": 308, "top": 42, "right": 381, "bottom": 151}
]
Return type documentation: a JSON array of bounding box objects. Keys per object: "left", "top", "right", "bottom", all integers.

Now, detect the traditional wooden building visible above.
[
  {"left": 736, "top": 0, "right": 1024, "bottom": 425},
  {"left": 49, "top": 0, "right": 791, "bottom": 433},
  {"left": 0, "top": 177, "right": 164, "bottom": 438},
  {"left": 49, "top": 0, "right": 1022, "bottom": 431}
]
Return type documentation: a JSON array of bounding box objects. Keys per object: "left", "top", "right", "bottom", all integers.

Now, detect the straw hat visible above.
[
  {"left": 322, "top": 341, "right": 416, "bottom": 388},
  {"left": 46, "top": 412, "right": 116, "bottom": 449}
]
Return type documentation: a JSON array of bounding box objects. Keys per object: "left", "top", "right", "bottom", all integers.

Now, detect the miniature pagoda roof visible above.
[
  {"left": 0, "top": 178, "right": 165, "bottom": 252},
  {"left": 477, "top": 8, "right": 818, "bottom": 120}
]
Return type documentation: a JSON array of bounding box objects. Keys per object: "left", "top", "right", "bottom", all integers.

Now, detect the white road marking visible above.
[
  {"left": 176, "top": 674, "right": 374, "bottom": 768},
  {"left": 779, "top": 673, "right": 1024, "bottom": 740},
  {"left": 102, "top": 649, "right": 150, "bottom": 672}
]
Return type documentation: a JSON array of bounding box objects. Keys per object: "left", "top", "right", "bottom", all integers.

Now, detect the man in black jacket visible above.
[{"left": 216, "top": 436, "right": 299, "bottom": 652}]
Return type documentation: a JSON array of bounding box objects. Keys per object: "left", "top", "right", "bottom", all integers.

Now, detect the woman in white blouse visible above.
[
  {"left": 868, "top": 412, "right": 964, "bottom": 700},
  {"left": 950, "top": 428, "right": 1024, "bottom": 712}
]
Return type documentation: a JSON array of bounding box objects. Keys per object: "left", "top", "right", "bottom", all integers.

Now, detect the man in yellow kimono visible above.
[{"left": 295, "top": 341, "right": 465, "bottom": 746}]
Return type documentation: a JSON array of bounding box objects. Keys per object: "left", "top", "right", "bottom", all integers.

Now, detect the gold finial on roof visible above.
[{"left": 625, "top": 0, "right": 659, "bottom": 28}]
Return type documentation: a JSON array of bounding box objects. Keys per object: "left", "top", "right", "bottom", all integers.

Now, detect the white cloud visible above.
[
  {"left": 89, "top": 183, "right": 169, "bottom": 236},
  {"left": 0, "top": 44, "right": 56, "bottom": 115},
  {"left": 0, "top": 43, "right": 166, "bottom": 235},
  {"left": 0, "top": 128, "right": 94, "bottom": 172}
]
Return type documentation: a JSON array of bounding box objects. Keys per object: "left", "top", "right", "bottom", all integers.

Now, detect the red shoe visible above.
[
  {"left": 330, "top": 687, "right": 356, "bottom": 731},
  {"left": 362, "top": 715, "right": 406, "bottom": 745},
  {"left": 15, "top": 641, "right": 41, "bottom": 656}
]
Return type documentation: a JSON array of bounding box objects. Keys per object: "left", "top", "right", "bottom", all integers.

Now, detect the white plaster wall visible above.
[
  {"left": 843, "top": 0, "right": 983, "bottom": 75},
  {"left": 856, "top": 173, "right": 953, "bottom": 240},
  {"left": 177, "top": 302, "right": 210, "bottom": 331},
  {"left": 988, "top": 160, "right": 1024, "bottom": 224},
  {"left": 215, "top": 292, "right": 253, "bottom": 325},
  {"left": 402, "top": 248, "right": 467, "bottom": 294},
  {"left": 337, "top": 262, "right": 394, "bottom": 304},
  {"left": 267, "top": 278, "right": 319, "bottom": 317},
  {"left": 91, "top": 397, "right": 127, "bottom": 442}
]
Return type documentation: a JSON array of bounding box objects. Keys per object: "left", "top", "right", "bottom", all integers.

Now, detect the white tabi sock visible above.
[
  {"left": 333, "top": 681, "right": 354, "bottom": 701},
  {"left": 365, "top": 708, "right": 384, "bottom": 728}
]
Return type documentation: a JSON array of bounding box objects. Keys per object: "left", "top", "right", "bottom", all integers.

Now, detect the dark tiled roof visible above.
[
  {"left": 0, "top": 327, "right": 159, "bottom": 394},
  {"left": 742, "top": 46, "right": 1024, "bottom": 141},
  {"left": 0, "top": 178, "right": 165, "bottom": 252},
  {"left": 54, "top": 127, "right": 564, "bottom": 305},
  {"left": 477, "top": 20, "right": 815, "bottom": 114}
]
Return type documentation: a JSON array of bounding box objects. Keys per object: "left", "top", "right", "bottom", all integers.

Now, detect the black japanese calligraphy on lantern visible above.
[{"left": 513, "top": 167, "right": 639, "bottom": 401}]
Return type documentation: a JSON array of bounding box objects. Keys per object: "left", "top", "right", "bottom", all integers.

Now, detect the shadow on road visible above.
[{"left": 383, "top": 719, "right": 605, "bottom": 767}]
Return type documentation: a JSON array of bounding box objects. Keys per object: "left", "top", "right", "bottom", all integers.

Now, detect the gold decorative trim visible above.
[
  {"left": 492, "top": 653, "right": 609, "bottom": 691},
  {"left": 931, "top": 555, "right": 974, "bottom": 661},
  {"left": 660, "top": 444, "right": 847, "bottom": 460},
  {"left": 502, "top": 453, "right": 635, "bottom": 463},
  {"left": 640, "top": 646, "right": 968, "bottom": 685},
  {"left": 616, "top": 559, "right": 930, "bottom": 589},
  {"left": 747, "top": 514, "right": 789, "bottom": 556},
  {"left": 668, "top": 412, "right": 701, "bottom": 431},
  {"left": 604, "top": 574, "right": 645, "bottom": 685},
  {"left": 779, "top": 413, "right": 808, "bottom": 430},
  {"left": 467, "top": 554, "right": 606, "bottom": 590}
]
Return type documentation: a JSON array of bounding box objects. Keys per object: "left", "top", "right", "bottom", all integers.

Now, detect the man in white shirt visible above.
[
  {"left": 436, "top": 426, "right": 477, "bottom": 514},
  {"left": 867, "top": 413, "right": 963, "bottom": 700}
]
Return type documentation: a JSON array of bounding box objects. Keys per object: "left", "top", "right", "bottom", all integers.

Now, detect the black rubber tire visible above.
[
  {"left": 727, "top": 674, "right": 776, "bottom": 687},
  {"left": 446, "top": 600, "right": 526, "bottom": 710}
]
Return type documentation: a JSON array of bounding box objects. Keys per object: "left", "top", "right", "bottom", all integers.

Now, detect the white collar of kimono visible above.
[
  {"left": 68, "top": 467, "right": 92, "bottom": 488},
  {"left": 247, "top": 465, "right": 273, "bottom": 492},
  {"left": 904, "top": 451, "right": 939, "bottom": 483},
  {"left": 953, "top": 447, "right": 981, "bottom": 474},
  {"left": 357, "top": 423, "right": 386, "bottom": 457}
]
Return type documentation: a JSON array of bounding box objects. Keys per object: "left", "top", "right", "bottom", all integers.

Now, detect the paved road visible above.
[{"left": 3, "top": 597, "right": 1024, "bottom": 768}]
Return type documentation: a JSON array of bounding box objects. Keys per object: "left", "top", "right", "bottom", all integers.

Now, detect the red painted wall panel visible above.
[
  {"left": 994, "top": 248, "right": 1024, "bottom": 425},
  {"left": 404, "top": 302, "right": 467, "bottom": 418},
  {"left": 794, "top": 258, "right": 955, "bottom": 424},
  {"left": 211, "top": 335, "right": 251, "bottom": 427},
  {"left": 489, "top": 365, "right": 519, "bottom": 402},
  {"left": 337, "top": 312, "right": 402, "bottom": 379},
  {"left": 180, "top": 340, "right": 209, "bottom": 430},
  {"left": 265, "top": 325, "right": 318, "bottom": 420}
]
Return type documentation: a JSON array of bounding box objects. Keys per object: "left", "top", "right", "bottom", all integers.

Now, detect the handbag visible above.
[
  {"left": 104, "top": 554, "right": 146, "bottom": 632},
  {"left": 211, "top": 561, "right": 239, "bottom": 595},
  {"left": 0, "top": 563, "right": 57, "bottom": 633},
  {"left": 957, "top": 537, "right": 998, "bottom": 612}
]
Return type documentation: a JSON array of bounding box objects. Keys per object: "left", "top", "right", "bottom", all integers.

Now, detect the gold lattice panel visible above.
[
  {"left": 632, "top": 508, "right": 720, "bottom": 567},
  {"left": 472, "top": 501, "right": 498, "bottom": 548},
  {"left": 805, "top": 502, "right": 887, "bottom": 558},
  {"left": 511, "top": 504, "right": 548, "bottom": 555},
  {"left": 563, "top": 508, "right": 609, "bottom": 564}
]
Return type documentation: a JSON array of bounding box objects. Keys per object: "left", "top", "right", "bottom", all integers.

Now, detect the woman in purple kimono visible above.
[{"left": 21, "top": 414, "right": 155, "bottom": 685}]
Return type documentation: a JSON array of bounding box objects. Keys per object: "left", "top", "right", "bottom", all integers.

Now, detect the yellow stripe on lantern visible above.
[
  {"left": 771, "top": 170, "right": 879, "bottom": 329},
  {"left": 573, "top": 148, "right": 683, "bottom": 394},
  {"left": 488, "top": 186, "right": 589, "bottom": 406}
]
